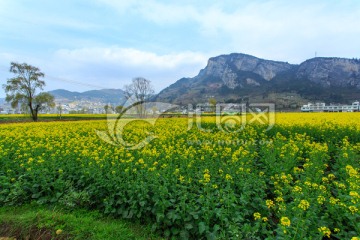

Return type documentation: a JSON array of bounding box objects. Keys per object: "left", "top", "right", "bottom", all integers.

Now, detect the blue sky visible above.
[{"left": 1, "top": 0, "right": 360, "bottom": 97}]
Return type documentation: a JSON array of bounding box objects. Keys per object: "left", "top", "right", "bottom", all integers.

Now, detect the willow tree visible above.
[{"left": 3, "top": 62, "right": 55, "bottom": 121}]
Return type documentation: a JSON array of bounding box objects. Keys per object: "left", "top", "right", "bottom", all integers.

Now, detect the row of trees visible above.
[{"left": 2, "top": 62, "right": 155, "bottom": 121}]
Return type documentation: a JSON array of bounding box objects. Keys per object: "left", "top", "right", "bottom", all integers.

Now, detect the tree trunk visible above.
[
  {"left": 29, "top": 103, "right": 37, "bottom": 121},
  {"left": 31, "top": 105, "right": 39, "bottom": 121},
  {"left": 32, "top": 111, "right": 38, "bottom": 121}
]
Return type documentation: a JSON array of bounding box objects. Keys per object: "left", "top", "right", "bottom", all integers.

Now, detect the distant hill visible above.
[
  {"left": 48, "top": 89, "right": 126, "bottom": 104},
  {"left": 155, "top": 53, "right": 360, "bottom": 108}
]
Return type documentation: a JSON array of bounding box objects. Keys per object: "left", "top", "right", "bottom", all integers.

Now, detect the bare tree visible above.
[
  {"left": 3, "top": 62, "right": 55, "bottom": 121},
  {"left": 57, "top": 104, "right": 63, "bottom": 119},
  {"left": 124, "top": 77, "right": 154, "bottom": 117}
]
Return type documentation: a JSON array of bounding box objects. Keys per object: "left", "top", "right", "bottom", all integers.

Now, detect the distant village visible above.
[
  {"left": 0, "top": 99, "right": 114, "bottom": 115},
  {"left": 1, "top": 98, "right": 360, "bottom": 115}
]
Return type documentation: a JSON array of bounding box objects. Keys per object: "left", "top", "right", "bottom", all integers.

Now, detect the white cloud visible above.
[
  {"left": 98, "top": 0, "right": 360, "bottom": 62},
  {"left": 55, "top": 47, "right": 207, "bottom": 69},
  {"left": 0, "top": 47, "right": 209, "bottom": 95},
  {"left": 44, "top": 47, "right": 208, "bottom": 92}
]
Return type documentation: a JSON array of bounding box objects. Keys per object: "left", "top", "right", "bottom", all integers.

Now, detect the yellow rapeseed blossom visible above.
[
  {"left": 349, "top": 206, "right": 358, "bottom": 214},
  {"left": 317, "top": 195, "right": 326, "bottom": 205},
  {"left": 298, "top": 200, "right": 310, "bottom": 211},
  {"left": 266, "top": 199, "right": 275, "bottom": 209},
  {"left": 1, "top": 113, "right": 360, "bottom": 238},
  {"left": 292, "top": 186, "right": 302, "bottom": 193},
  {"left": 318, "top": 226, "right": 331, "bottom": 238},
  {"left": 202, "top": 169, "right": 211, "bottom": 184},
  {"left": 253, "top": 212, "right": 261, "bottom": 220},
  {"left": 328, "top": 173, "right": 335, "bottom": 180},
  {"left": 225, "top": 174, "right": 233, "bottom": 181},
  {"left": 280, "top": 217, "right": 291, "bottom": 227}
]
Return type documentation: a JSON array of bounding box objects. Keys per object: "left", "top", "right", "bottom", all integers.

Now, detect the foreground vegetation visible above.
[
  {"left": 1, "top": 113, "right": 360, "bottom": 239},
  {"left": 0, "top": 204, "right": 159, "bottom": 239},
  {"left": 0, "top": 114, "right": 109, "bottom": 122}
]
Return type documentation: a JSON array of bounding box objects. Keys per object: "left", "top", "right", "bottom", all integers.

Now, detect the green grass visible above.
[
  {"left": 0, "top": 113, "right": 187, "bottom": 123},
  {"left": 0, "top": 204, "right": 161, "bottom": 240},
  {"left": 0, "top": 114, "right": 109, "bottom": 123}
]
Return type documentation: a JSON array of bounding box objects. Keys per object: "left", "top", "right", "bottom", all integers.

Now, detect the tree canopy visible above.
[
  {"left": 124, "top": 77, "right": 154, "bottom": 117},
  {"left": 3, "top": 62, "right": 55, "bottom": 121}
]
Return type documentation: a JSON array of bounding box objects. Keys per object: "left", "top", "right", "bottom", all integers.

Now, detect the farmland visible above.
[{"left": 1, "top": 113, "right": 360, "bottom": 239}]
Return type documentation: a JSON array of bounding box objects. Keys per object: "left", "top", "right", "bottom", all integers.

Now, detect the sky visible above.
[{"left": 1, "top": 0, "right": 360, "bottom": 97}]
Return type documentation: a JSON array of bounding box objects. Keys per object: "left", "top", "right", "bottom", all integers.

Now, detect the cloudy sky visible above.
[{"left": 1, "top": 0, "right": 360, "bottom": 97}]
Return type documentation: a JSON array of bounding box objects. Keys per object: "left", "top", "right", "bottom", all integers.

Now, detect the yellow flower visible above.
[
  {"left": 293, "top": 167, "right": 303, "bottom": 173},
  {"left": 298, "top": 200, "right": 310, "bottom": 211},
  {"left": 349, "top": 206, "right": 358, "bottom": 214},
  {"left": 327, "top": 173, "right": 335, "bottom": 180},
  {"left": 350, "top": 191, "right": 359, "bottom": 198},
  {"left": 225, "top": 174, "right": 232, "bottom": 181},
  {"left": 262, "top": 217, "right": 268, "bottom": 222},
  {"left": 322, "top": 177, "right": 329, "bottom": 183},
  {"left": 266, "top": 199, "right": 275, "bottom": 209},
  {"left": 253, "top": 212, "right": 261, "bottom": 220},
  {"left": 280, "top": 217, "right": 291, "bottom": 227},
  {"left": 312, "top": 183, "right": 319, "bottom": 189},
  {"left": 317, "top": 195, "right": 326, "bottom": 205},
  {"left": 292, "top": 186, "right": 302, "bottom": 193},
  {"left": 329, "top": 197, "right": 339, "bottom": 205},
  {"left": 318, "top": 226, "right": 331, "bottom": 238},
  {"left": 56, "top": 229, "right": 63, "bottom": 235},
  {"left": 203, "top": 169, "right": 211, "bottom": 183}
]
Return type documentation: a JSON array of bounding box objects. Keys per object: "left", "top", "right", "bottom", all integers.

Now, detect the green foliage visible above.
[
  {"left": 2, "top": 62, "right": 54, "bottom": 121},
  {"left": 0, "top": 204, "right": 160, "bottom": 240}
]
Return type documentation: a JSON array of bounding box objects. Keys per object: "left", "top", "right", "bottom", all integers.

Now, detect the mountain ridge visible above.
[
  {"left": 155, "top": 53, "right": 360, "bottom": 107},
  {"left": 48, "top": 88, "right": 126, "bottom": 104}
]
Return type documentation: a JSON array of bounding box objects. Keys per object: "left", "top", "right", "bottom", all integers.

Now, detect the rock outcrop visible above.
[{"left": 155, "top": 53, "right": 360, "bottom": 105}]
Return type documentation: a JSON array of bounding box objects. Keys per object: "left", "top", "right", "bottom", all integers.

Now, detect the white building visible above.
[{"left": 301, "top": 101, "right": 359, "bottom": 112}]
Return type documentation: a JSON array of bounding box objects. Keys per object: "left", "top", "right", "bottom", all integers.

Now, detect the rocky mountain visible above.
[
  {"left": 155, "top": 53, "right": 360, "bottom": 107},
  {"left": 48, "top": 89, "right": 125, "bottom": 104},
  {"left": 296, "top": 58, "right": 360, "bottom": 88}
]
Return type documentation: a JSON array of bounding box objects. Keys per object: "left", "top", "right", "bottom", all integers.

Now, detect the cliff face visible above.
[
  {"left": 201, "top": 53, "right": 294, "bottom": 88},
  {"left": 296, "top": 58, "right": 360, "bottom": 88},
  {"left": 155, "top": 53, "right": 360, "bottom": 105}
]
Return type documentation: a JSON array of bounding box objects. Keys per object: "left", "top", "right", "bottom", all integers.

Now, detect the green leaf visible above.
[
  {"left": 31, "top": 193, "right": 41, "bottom": 199},
  {"left": 199, "top": 222, "right": 206, "bottom": 234},
  {"left": 185, "top": 223, "right": 193, "bottom": 230}
]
